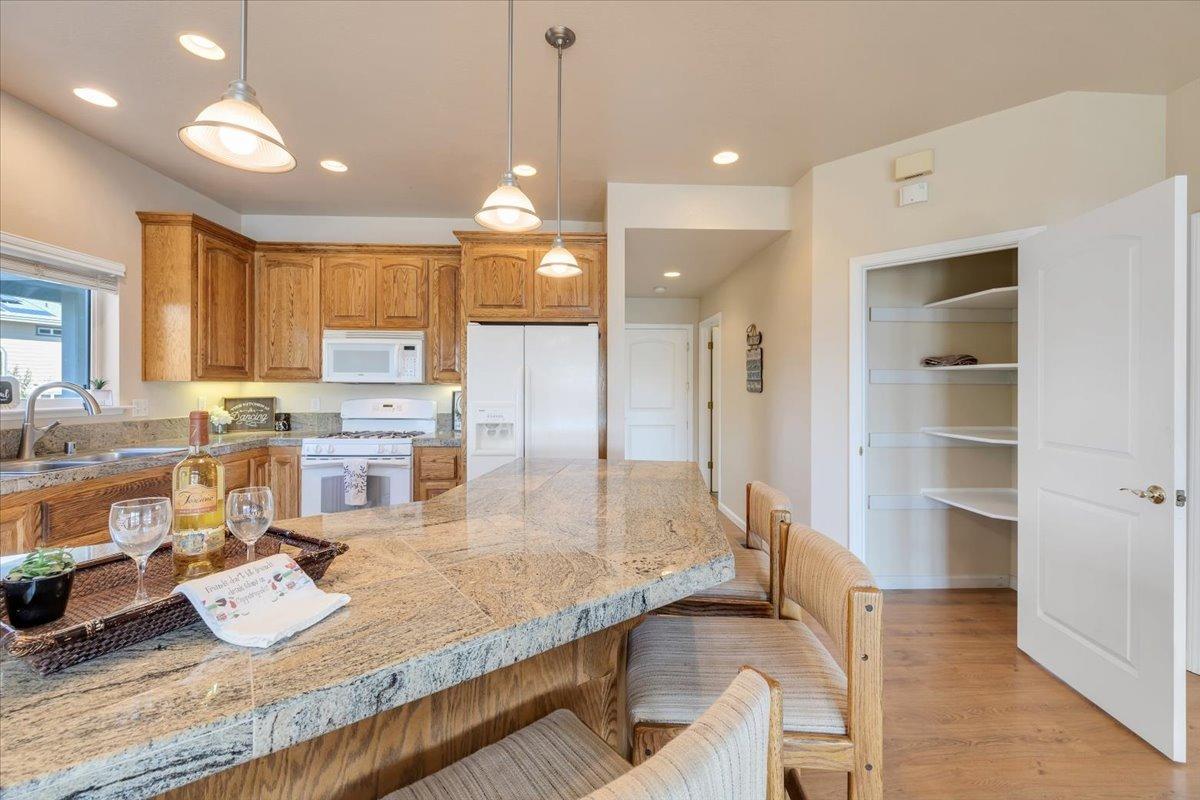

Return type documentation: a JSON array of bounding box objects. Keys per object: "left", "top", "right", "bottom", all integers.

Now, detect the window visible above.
[{"left": 0, "top": 271, "right": 91, "bottom": 398}]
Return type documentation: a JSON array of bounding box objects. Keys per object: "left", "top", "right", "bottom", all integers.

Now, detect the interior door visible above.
[
  {"left": 1017, "top": 176, "right": 1188, "bottom": 761},
  {"left": 625, "top": 326, "right": 692, "bottom": 461}
]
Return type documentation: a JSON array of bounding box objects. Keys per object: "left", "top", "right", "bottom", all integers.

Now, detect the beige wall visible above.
[
  {"left": 1167, "top": 77, "right": 1200, "bottom": 214},
  {"left": 699, "top": 173, "right": 813, "bottom": 523},
  {"left": 808, "top": 91, "right": 1166, "bottom": 545}
]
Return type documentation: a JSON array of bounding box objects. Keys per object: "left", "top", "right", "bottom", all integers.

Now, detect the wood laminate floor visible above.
[{"left": 714, "top": 513, "right": 1198, "bottom": 799}]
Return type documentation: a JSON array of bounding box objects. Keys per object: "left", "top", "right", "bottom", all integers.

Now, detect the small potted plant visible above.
[
  {"left": 2, "top": 547, "right": 77, "bottom": 629},
  {"left": 88, "top": 377, "right": 113, "bottom": 406},
  {"left": 208, "top": 405, "right": 233, "bottom": 435}
]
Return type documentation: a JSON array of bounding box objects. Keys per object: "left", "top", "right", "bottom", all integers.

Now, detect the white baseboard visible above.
[
  {"left": 716, "top": 501, "right": 745, "bottom": 531},
  {"left": 876, "top": 573, "right": 1014, "bottom": 590}
]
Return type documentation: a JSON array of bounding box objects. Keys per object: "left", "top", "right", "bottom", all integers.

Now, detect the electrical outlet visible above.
[
  {"left": 197, "top": 396, "right": 208, "bottom": 410},
  {"left": 131, "top": 399, "right": 149, "bottom": 418},
  {"left": 309, "top": 398, "right": 321, "bottom": 411}
]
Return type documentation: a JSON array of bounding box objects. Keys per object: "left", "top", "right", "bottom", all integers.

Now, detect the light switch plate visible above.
[
  {"left": 310, "top": 398, "right": 321, "bottom": 411},
  {"left": 900, "top": 181, "right": 929, "bottom": 206},
  {"left": 131, "top": 399, "right": 149, "bottom": 417}
]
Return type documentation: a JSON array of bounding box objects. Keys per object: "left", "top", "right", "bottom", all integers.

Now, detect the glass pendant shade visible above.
[
  {"left": 179, "top": 81, "right": 295, "bottom": 173},
  {"left": 475, "top": 177, "right": 542, "bottom": 232},
  {"left": 537, "top": 237, "right": 582, "bottom": 277}
]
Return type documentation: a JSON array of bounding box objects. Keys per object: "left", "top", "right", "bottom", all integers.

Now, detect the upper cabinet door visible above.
[
  {"left": 377, "top": 257, "right": 428, "bottom": 329},
  {"left": 195, "top": 233, "right": 254, "bottom": 379},
  {"left": 257, "top": 254, "right": 322, "bottom": 381},
  {"left": 429, "top": 257, "right": 461, "bottom": 383},
  {"left": 321, "top": 256, "right": 376, "bottom": 328},
  {"left": 533, "top": 243, "right": 601, "bottom": 318},
  {"left": 465, "top": 246, "right": 534, "bottom": 318}
]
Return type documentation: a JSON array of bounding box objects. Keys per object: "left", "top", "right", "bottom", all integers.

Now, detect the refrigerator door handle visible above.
[{"left": 523, "top": 363, "right": 532, "bottom": 459}]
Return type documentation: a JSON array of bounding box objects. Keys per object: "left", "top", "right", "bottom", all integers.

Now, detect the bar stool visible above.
[
  {"left": 627, "top": 522, "right": 883, "bottom": 799},
  {"left": 657, "top": 481, "right": 791, "bottom": 618},
  {"left": 383, "top": 667, "right": 785, "bottom": 800}
]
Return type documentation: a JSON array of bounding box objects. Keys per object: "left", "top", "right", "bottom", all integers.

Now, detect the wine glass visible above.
[
  {"left": 108, "top": 497, "right": 171, "bottom": 605},
  {"left": 227, "top": 486, "right": 274, "bottom": 564}
]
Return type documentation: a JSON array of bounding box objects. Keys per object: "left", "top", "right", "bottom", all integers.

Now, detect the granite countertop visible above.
[
  {"left": 0, "top": 458, "right": 732, "bottom": 800},
  {"left": 0, "top": 428, "right": 462, "bottom": 495}
]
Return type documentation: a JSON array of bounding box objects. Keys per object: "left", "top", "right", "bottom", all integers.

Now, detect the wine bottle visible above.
[{"left": 172, "top": 411, "right": 227, "bottom": 579}]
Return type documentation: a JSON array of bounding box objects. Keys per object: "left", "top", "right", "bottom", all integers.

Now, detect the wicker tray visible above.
[{"left": 1, "top": 527, "right": 348, "bottom": 675}]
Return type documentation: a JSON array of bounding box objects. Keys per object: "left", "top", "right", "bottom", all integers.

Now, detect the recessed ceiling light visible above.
[
  {"left": 513, "top": 164, "right": 537, "bottom": 177},
  {"left": 712, "top": 150, "right": 739, "bottom": 165},
  {"left": 320, "top": 159, "right": 349, "bottom": 173},
  {"left": 663, "top": 271, "right": 681, "bottom": 278},
  {"left": 179, "top": 33, "right": 225, "bottom": 60},
  {"left": 653, "top": 286, "right": 666, "bottom": 294},
  {"left": 72, "top": 87, "right": 118, "bottom": 108}
]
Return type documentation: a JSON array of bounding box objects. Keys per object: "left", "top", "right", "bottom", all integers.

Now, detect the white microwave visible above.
[{"left": 322, "top": 330, "right": 425, "bottom": 383}]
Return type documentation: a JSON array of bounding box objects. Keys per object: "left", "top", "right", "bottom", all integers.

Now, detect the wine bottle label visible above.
[
  {"left": 175, "top": 485, "right": 217, "bottom": 514},
  {"left": 174, "top": 527, "right": 224, "bottom": 556}
]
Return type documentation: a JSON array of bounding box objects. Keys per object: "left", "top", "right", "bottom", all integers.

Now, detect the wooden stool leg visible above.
[{"left": 784, "top": 767, "right": 808, "bottom": 800}]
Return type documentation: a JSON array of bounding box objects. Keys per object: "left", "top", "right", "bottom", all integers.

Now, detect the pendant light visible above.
[
  {"left": 536, "top": 26, "right": 580, "bottom": 278},
  {"left": 179, "top": 0, "right": 295, "bottom": 173},
  {"left": 475, "top": 0, "right": 541, "bottom": 232}
]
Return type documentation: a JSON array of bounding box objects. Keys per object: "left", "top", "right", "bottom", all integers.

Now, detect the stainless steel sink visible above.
[{"left": 1, "top": 446, "right": 185, "bottom": 474}]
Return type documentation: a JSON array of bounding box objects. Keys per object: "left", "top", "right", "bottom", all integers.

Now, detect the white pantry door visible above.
[
  {"left": 1018, "top": 176, "right": 1188, "bottom": 761},
  {"left": 625, "top": 325, "right": 692, "bottom": 460}
]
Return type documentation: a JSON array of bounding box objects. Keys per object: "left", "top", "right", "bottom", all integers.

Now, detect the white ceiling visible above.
[
  {"left": 626, "top": 228, "right": 786, "bottom": 298},
  {"left": 1, "top": 1, "right": 1198, "bottom": 220}
]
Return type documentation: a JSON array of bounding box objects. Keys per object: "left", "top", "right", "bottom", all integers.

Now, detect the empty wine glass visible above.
[
  {"left": 227, "top": 486, "right": 274, "bottom": 564},
  {"left": 108, "top": 497, "right": 171, "bottom": 605}
]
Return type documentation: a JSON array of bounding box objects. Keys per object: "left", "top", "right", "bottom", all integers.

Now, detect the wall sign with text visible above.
[
  {"left": 746, "top": 324, "right": 763, "bottom": 393},
  {"left": 223, "top": 397, "right": 277, "bottom": 431}
]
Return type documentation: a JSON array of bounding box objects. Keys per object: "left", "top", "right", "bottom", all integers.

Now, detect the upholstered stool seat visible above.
[
  {"left": 384, "top": 709, "right": 631, "bottom": 800},
  {"left": 628, "top": 615, "right": 847, "bottom": 735},
  {"left": 702, "top": 542, "right": 772, "bottom": 602}
]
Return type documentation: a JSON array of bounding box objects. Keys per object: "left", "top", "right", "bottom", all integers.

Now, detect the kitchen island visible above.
[{"left": 0, "top": 458, "right": 732, "bottom": 800}]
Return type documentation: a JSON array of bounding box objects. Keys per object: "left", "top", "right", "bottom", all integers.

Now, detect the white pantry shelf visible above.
[
  {"left": 920, "top": 426, "right": 1017, "bottom": 446},
  {"left": 923, "top": 362, "right": 1017, "bottom": 371},
  {"left": 924, "top": 285, "right": 1018, "bottom": 310},
  {"left": 921, "top": 488, "right": 1017, "bottom": 522}
]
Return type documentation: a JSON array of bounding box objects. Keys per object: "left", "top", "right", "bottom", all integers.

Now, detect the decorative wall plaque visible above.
[
  {"left": 0, "top": 375, "right": 18, "bottom": 408},
  {"left": 746, "top": 324, "right": 763, "bottom": 393},
  {"left": 223, "top": 397, "right": 277, "bottom": 431}
]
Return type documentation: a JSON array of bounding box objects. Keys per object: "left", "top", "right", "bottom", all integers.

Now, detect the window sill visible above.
[{"left": 0, "top": 405, "right": 130, "bottom": 423}]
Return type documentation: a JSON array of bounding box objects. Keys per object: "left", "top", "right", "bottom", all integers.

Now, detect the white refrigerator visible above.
[{"left": 466, "top": 323, "right": 599, "bottom": 479}]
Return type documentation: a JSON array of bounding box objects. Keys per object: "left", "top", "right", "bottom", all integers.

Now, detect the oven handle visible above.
[{"left": 301, "top": 458, "right": 412, "bottom": 468}]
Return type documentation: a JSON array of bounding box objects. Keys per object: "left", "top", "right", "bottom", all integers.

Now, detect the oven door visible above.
[{"left": 300, "top": 457, "right": 412, "bottom": 516}]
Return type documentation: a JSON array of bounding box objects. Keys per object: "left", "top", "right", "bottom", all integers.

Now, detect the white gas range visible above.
[{"left": 300, "top": 398, "right": 437, "bottom": 516}]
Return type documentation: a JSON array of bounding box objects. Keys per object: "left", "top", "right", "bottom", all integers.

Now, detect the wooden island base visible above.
[{"left": 162, "top": 618, "right": 639, "bottom": 800}]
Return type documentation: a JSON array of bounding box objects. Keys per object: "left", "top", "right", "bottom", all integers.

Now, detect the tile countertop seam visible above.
[{"left": 0, "top": 458, "right": 731, "bottom": 800}]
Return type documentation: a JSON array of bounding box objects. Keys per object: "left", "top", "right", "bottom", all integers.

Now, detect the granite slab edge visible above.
[{"left": 11, "top": 552, "right": 732, "bottom": 800}]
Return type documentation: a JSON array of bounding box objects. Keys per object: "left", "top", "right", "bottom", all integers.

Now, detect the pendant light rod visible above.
[
  {"left": 555, "top": 43, "right": 562, "bottom": 236},
  {"left": 240, "top": 0, "right": 248, "bottom": 83},
  {"left": 506, "top": 0, "right": 513, "bottom": 173}
]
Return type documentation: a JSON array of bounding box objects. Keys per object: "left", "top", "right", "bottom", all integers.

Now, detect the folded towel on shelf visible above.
[
  {"left": 343, "top": 459, "right": 368, "bottom": 506},
  {"left": 921, "top": 354, "right": 978, "bottom": 367}
]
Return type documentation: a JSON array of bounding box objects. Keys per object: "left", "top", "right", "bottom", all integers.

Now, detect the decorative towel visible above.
[
  {"left": 921, "top": 354, "right": 978, "bottom": 367},
  {"left": 173, "top": 553, "right": 350, "bottom": 648},
  {"left": 343, "top": 458, "right": 368, "bottom": 506}
]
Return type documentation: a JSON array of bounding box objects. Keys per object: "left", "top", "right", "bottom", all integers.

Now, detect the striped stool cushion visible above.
[
  {"left": 628, "top": 615, "right": 847, "bottom": 735},
  {"left": 692, "top": 542, "right": 770, "bottom": 601},
  {"left": 385, "top": 709, "right": 631, "bottom": 800}
]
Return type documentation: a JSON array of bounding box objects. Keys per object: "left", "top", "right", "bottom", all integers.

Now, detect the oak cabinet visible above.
[
  {"left": 268, "top": 448, "right": 301, "bottom": 520},
  {"left": 378, "top": 257, "right": 428, "bottom": 329},
  {"left": 256, "top": 254, "right": 322, "bottom": 381},
  {"left": 321, "top": 256, "right": 377, "bottom": 328},
  {"left": 464, "top": 246, "right": 535, "bottom": 318},
  {"left": 413, "top": 447, "right": 463, "bottom": 501},
  {"left": 458, "top": 235, "right": 605, "bottom": 322},
  {"left": 532, "top": 243, "right": 601, "bottom": 318},
  {"left": 139, "top": 213, "right": 256, "bottom": 381},
  {"left": 0, "top": 502, "right": 42, "bottom": 556},
  {"left": 428, "top": 257, "right": 462, "bottom": 384}
]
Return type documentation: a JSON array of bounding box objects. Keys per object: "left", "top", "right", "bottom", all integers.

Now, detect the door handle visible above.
[{"left": 1120, "top": 485, "right": 1166, "bottom": 504}]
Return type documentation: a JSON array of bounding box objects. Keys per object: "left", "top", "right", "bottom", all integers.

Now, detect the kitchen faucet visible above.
[{"left": 16, "top": 381, "right": 102, "bottom": 460}]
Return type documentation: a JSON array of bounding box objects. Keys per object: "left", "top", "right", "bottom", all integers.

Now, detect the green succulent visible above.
[
  {"left": 89, "top": 377, "right": 108, "bottom": 390},
  {"left": 5, "top": 547, "right": 76, "bottom": 581}
]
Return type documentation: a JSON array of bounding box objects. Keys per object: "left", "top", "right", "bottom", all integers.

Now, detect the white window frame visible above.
[{"left": 0, "top": 232, "right": 126, "bottom": 420}]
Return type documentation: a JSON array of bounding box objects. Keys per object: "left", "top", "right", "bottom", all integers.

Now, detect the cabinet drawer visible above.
[
  {"left": 417, "top": 448, "right": 459, "bottom": 480},
  {"left": 41, "top": 465, "right": 174, "bottom": 548}
]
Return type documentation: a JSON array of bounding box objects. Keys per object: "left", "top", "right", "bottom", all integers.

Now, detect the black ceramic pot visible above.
[{"left": 2, "top": 569, "right": 75, "bottom": 629}]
